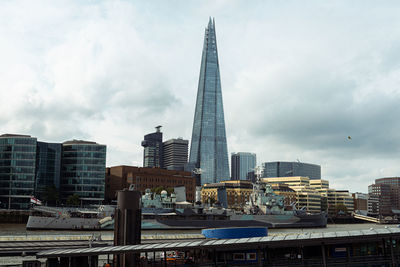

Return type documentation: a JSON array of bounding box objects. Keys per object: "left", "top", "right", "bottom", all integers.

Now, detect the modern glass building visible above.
[
  {"left": 35, "top": 142, "right": 62, "bottom": 200},
  {"left": 61, "top": 140, "right": 106, "bottom": 205},
  {"left": 141, "top": 126, "right": 163, "bottom": 168},
  {"left": 231, "top": 152, "right": 256, "bottom": 181},
  {"left": 262, "top": 161, "right": 321, "bottom": 180},
  {"left": 187, "top": 18, "right": 230, "bottom": 185},
  {"left": 163, "top": 138, "right": 188, "bottom": 171},
  {"left": 0, "top": 134, "right": 37, "bottom": 209}
]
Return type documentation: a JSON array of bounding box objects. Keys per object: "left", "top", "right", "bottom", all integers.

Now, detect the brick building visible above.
[{"left": 105, "top": 166, "right": 196, "bottom": 203}]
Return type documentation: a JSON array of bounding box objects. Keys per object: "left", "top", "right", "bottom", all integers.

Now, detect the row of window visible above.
[
  {"left": 62, "top": 158, "right": 105, "bottom": 165},
  {"left": 0, "top": 138, "right": 36, "bottom": 145},
  {"left": 61, "top": 178, "right": 104, "bottom": 185},
  {"left": 63, "top": 145, "right": 106, "bottom": 152},
  {"left": 0, "top": 159, "right": 35, "bottom": 167},
  {"left": 62, "top": 165, "right": 105, "bottom": 172},
  {"left": 0, "top": 167, "right": 35, "bottom": 174}
]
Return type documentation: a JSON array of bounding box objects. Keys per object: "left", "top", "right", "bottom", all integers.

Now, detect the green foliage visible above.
[
  {"left": 166, "top": 187, "right": 174, "bottom": 194},
  {"left": 335, "top": 203, "right": 348, "bottom": 215},
  {"left": 43, "top": 185, "right": 59, "bottom": 206},
  {"left": 66, "top": 194, "right": 81, "bottom": 207},
  {"left": 151, "top": 186, "right": 164, "bottom": 195}
]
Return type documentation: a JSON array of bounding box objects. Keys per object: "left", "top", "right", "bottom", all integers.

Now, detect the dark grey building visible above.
[
  {"left": 187, "top": 18, "right": 230, "bottom": 185},
  {"left": 141, "top": 126, "right": 163, "bottom": 168},
  {"left": 0, "top": 134, "right": 37, "bottom": 209},
  {"left": 61, "top": 140, "right": 106, "bottom": 205},
  {"left": 163, "top": 138, "right": 188, "bottom": 171},
  {"left": 262, "top": 161, "right": 321, "bottom": 180},
  {"left": 231, "top": 152, "right": 256, "bottom": 181},
  {"left": 35, "top": 142, "right": 62, "bottom": 200}
]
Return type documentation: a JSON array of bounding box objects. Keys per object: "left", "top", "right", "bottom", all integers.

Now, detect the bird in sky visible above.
[{"left": 347, "top": 136, "right": 352, "bottom": 140}]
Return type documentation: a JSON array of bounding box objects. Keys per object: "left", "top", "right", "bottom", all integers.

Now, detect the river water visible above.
[{"left": 0, "top": 223, "right": 398, "bottom": 266}]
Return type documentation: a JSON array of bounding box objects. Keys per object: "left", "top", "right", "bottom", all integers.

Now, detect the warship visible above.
[{"left": 26, "top": 183, "right": 327, "bottom": 230}]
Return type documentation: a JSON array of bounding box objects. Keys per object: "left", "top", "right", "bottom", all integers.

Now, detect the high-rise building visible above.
[
  {"left": 0, "top": 134, "right": 37, "bottom": 209},
  {"left": 375, "top": 177, "right": 400, "bottom": 210},
  {"left": 35, "top": 142, "right": 62, "bottom": 200},
  {"left": 368, "top": 178, "right": 399, "bottom": 216},
  {"left": 142, "top": 126, "right": 163, "bottom": 168},
  {"left": 163, "top": 138, "right": 188, "bottom": 171},
  {"left": 262, "top": 161, "right": 321, "bottom": 180},
  {"left": 231, "top": 152, "right": 256, "bottom": 181},
  {"left": 368, "top": 183, "right": 392, "bottom": 215},
  {"left": 60, "top": 140, "right": 106, "bottom": 205},
  {"left": 187, "top": 18, "right": 230, "bottom": 185}
]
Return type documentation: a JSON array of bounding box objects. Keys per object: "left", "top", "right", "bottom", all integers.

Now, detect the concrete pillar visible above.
[
  {"left": 321, "top": 243, "right": 327, "bottom": 267},
  {"left": 114, "top": 189, "right": 142, "bottom": 267}
]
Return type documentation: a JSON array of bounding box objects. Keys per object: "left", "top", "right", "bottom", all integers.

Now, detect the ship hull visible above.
[
  {"left": 27, "top": 213, "right": 327, "bottom": 230},
  {"left": 26, "top": 215, "right": 101, "bottom": 230},
  {"left": 142, "top": 213, "right": 327, "bottom": 230}
]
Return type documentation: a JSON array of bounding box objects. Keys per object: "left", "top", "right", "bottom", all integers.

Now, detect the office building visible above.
[
  {"left": 0, "top": 134, "right": 37, "bottom": 209},
  {"left": 262, "top": 161, "right": 321, "bottom": 180},
  {"left": 262, "top": 177, "right": 321, "bottom": 213},
  {"left": 201, "top": 180, "right": 253, "bottom": 210},
  {"left": 105, "top": 166, "right": 196, "bottom": 202},
  {"left": 141, "top": 126, "right": 163, "bottom": 168},
  {"left": 163, "top": 138, "right": 188, "bottom": 171},
  {"left": 375, "top": 177, "right": 400, "bottom": 209},
  {"left": 187, "top": 18, "right": 230, "bottom": 185},
  {"left": 61, "top": 140, "right": 106, "bottom": 205},
  {"left": 368, "top": 194, "right": 380, "bottom": 216},
  {"left": 368, "top": 183, "right": 392, "bottom": 216},
  {"left": 231, "top": 152, "right": 256, "bottom": 181},
  {"left": 269, "top": 183, "right": 297, "bottom": 208},
  {"left": 353, "top": 192, "right": 368, "bottom": 212},
  {"left": 35, "top": 142, "right": 62, "bottom": 200}
]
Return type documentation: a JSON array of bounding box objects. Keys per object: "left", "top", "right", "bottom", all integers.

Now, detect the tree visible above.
[
  {"left": 166, "top": 187, "right": 174, "bottom": 195},
  {"left": 66, "top": 194, "right": 80, "bottom": 207},
  {"left": 335, "top": 203, "right": 348, "bottom": 215},
  {"left": 43, "top": 185, "right": 59, "bottom": 206},
  {"left": 151, "top": 186, "right": 164, "bottom": 195}
]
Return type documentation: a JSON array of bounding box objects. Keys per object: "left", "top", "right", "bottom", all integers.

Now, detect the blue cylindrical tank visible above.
[{"left": 202, "top": 227, "right": 268, "bottom": 239}]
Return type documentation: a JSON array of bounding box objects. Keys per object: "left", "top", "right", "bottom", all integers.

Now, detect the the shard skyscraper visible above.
[{"left": 187, "top": 18, "right": 230, "bottom": 185}]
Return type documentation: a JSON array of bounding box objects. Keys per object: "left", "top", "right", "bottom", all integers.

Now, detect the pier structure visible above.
[{"left": 36, "top": 227, "right": 400, "bottom": 266}]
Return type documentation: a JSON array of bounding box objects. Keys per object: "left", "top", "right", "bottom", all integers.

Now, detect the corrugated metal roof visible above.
[{"left": 36, "top": 227, "right": 400, "bottom": 258}]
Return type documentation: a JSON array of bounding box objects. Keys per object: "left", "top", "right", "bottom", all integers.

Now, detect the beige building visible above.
[
  {"left": 262, "top": 177, "right": 354, "bottom": 215},
  {"left": 262, "top": 177, "right": 321, "bottom": 213},
  {"left": 201, "top": 180, "right": 253, "bottom": 210},
  {"left": 269, "top": 183, "right": 297, "bottom": 208}
]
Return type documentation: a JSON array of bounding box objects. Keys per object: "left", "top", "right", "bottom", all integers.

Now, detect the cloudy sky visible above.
[{"left": 1, "top": 1, "right": 400, "bottom": 192}]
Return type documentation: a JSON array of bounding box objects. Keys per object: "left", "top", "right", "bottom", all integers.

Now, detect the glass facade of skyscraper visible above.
[
  {"left": 61, "top": 140, "right": 106, "bottom": 205},
  {"left": 0, "top": 134, "right": 37, "bottom": 209},
  {"left": 141, "top": 126, "right": 163, "bottom": 168},
  {"left": 231, "top": 152, "right": 256, "bottom": 181},
  {"left": 188, "top": 18, "right": 230, "bottom": 185},
  {"left": 35, "top": 142, "right": 62, "bottom": 199},
  {"left": 262, "top": 161, "right": 321, "bottom": 180}
]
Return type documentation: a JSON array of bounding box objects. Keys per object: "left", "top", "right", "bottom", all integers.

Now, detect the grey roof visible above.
[
  {"left": 36, "top": 227, "right": 400, "bottom": 258},
  {"left": 0, "top": 134, "right": 32, "bottom": 138}
]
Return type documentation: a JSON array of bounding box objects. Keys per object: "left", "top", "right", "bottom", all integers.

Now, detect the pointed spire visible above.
[{"left": 208, "top": 17, "right": 214, "bottom": 29}]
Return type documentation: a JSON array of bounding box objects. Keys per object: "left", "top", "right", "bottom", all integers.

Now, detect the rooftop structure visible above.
[{"left": 262, "top": 161, "right": 321, "bottom": 180}]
